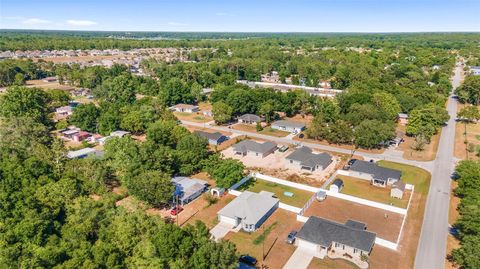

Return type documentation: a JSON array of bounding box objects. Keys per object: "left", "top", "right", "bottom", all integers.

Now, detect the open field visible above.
[
  {"left": 454, "top": 104, "right": 480, "bottom": 160},
  {"left": 333, "top": 175, "right": 410, "bottom": 208},
  {"left": 174, "top": 111, "right": 213, "bottom": 123},
  {"left": 304, "top": 196, "right": 403, "bottom": 242},
  {"left": 224, "top": 209, "right": 303, "bottom": 269},
  {"left": 238, "top": 178, "right": 313, "bottom": 208},
  {"left": 232, "top": 123, "right": 291, "bottom": 137},
  {"left": 397, "top": 124, "right": 441, "bottom": 161}
]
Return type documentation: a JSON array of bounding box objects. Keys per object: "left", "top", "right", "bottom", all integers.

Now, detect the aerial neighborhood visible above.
[{"left": 1, "top": 13, "right": 480, "bottom": 269}]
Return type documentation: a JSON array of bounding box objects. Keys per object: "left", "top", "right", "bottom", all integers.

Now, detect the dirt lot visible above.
[
  {"left": 304, "top": 197, "right": 403, "bottom": 242},
  {"left": 397, "top": 124, "right": 441, "bottom": 161},
  {"left": 454, "top": 104, "right": 480, "bottom": 161},
  {"left": 334, "top": 175, "right": 410, "bottom": 208},
  {"left": 221, "top": 143, "right": 339, "bottom": 183},
  {"left": 224, "top": 209, "right": 303, "bottom": 269},
  {"left": 174, "top": 111, "right": 213, "bottom": 123}
]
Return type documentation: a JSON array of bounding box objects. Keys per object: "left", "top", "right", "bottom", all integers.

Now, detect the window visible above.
[
  {"left": 342, "top": 245, "right": 345, "bottom": 250},
  {"left": 290, "top": 160, "right": 293, "bottom": 164},
  {"left": 354, "top": 248, "right": 357, "bottom": 254}
]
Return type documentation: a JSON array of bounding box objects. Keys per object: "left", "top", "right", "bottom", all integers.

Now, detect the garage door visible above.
[
  {"left": 297, "top": 239, "right": 319, "bottom": 253},
  {"left": 219, "top": 215, "right": 238, "bottom": 226}
]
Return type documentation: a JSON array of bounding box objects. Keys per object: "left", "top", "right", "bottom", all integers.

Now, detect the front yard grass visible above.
[
  {"left": 173, "top": 112, "right": 212, "bottom": 123},
  {"left": 233, "top": 124, "right": 290, "bottom": 137},
  {"left": 237, "top": 178, "right": 313, "bottom": 208},
  {"left": 377, "top": 160, "right": 431, "bottom": 195},
  {"left": 334, "top": 175, "right": 409, "bottom": 208}
]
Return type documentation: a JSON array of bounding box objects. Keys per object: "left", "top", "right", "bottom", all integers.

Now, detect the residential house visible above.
[
  {"left": 202, "top": 88, "right": 214, "bottom": 95},
  {"left": 271, "top": 120, "right": 306, "bottom": 133},
  {"left": 55, "top": 106, "right": 73, "bottom": 117},
  {"left": 470, "top": 66, "right": 480, "bottom": 76},
  {"left": 329, "top": 179, "right": 344, "bottom": 193},
  {"left": 203, "top": 110, "right": 213, "bottom": 117},
  {"left": 285, "top": 146, "right": 333, "bottom": 172},
  {"left": 42, "top": 76, "right": 57, "bottom": 83},
  {"left": 232, "top": 140, "right": 277, "bottom": 158},
  {"left": 72, "top": 131, "right": 91, "bottom": 142},
  {"left": 348, "top": 160, "right": 402, "bottom": 187},
  {"left": 110, "top": 130, "right": 130, "bottom": 138},
  {"left": 397, "top": 113, "right": 409, "bottom": 125},
  {"left": 194, "top": 130, "right": 228, "bottom": 145},
  {"left": 67, "top": 148, "right": 104, "bottom": 159},
  {"left": 61, "top": 128, "right": 79, "bottom": 140},
  {"left": 217, "top": 191, "right": 279, "bottom": 232},
  {"left": 295, "top": 216, "right": 376, "bottom": 261},
  {"left": 169, "top": 104, "right": 200, "bottom": 113},
  {"left": 172, "top": 177, "right": 208, "bottom": 206},
  {"left": 238, "top": 114, "right": 262, "bottom": 125},
  {"left": 390, "top": 181, "right": 406, "bottom": 199}
]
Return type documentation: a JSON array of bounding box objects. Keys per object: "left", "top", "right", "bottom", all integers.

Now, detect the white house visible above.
[
  {"left": 271, "top": 120, "right": 306, "bottom": 133},
  {"left": 217, "top": 191, "right": 279, "bottom": 232},
  {"left": 390, "top": 181, "right": 406, "bottom": 199},
  {"left": 169, "top": 104, "right": 200, "bottom": 113},
  {"left": 232, "top": 140, "right": 277, "bottom": 158},
  {"left": 348, "top": 160, "right": 402, "bottom": 188},
  {"left": 285, "top": 146, "right": 333, "bottom": 172}
]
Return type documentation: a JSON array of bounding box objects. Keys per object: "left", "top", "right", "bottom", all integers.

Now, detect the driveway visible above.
[
  {"left": 283, "top": 248, "right": 315, "bottom": 269},
  {"left": 210, "top": 222, "right": 234, "bottom": 242}
]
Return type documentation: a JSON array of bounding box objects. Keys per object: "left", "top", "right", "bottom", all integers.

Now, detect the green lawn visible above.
[
  {"left": 238, "top": 179, "right": 313, "bottom": 207},
  {"left": 377, "top": 160, "right": 431, "bottom": 195},
  {"left": 334, "top": 175, "right": 409, "bottom": 208},
  {"left": 259, "top": 127, "right": 290, "bottom": 137}
]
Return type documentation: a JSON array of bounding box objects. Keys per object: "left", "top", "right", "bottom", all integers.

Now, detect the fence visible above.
[
  {"left": 229, "top": 174, "right": 252, "bottom": 191},
  {"left": 298, "top": 193, "right": 317, "bottom": 216}
]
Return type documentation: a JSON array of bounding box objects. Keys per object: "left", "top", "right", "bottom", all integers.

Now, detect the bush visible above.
[{"left": 203, "top": 193, "right": 218, "bottom": 207}]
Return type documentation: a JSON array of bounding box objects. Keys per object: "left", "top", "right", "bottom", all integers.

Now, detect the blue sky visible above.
[{"left": 1, "top": 0, "right": 479, "bottom": 32}]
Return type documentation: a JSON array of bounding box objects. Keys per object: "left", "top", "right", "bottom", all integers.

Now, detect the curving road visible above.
[{"left": 413, "top": 63, "right": 462, "bottom": 269}]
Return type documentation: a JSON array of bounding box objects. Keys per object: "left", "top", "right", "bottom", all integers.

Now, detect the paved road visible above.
[
  {"left": 413, "top": 64, "right": 462, "bottom": 269},
  {"left": 181, "top": 120, "right": 434, "bottom": 172}
]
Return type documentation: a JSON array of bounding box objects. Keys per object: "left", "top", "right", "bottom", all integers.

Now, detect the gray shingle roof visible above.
[
  {"left": 297, "top": 216, "right": 376, "bottom": 252},
  {"left": 238, "top": 114, "right": 262, "bottom": 123},
  {"left": 350, "top": 160, "right": 402, "bottom": 183},
  {"left": 194, "top": 130, "right": 225, "bottom": 141},
  {"left": 392, "top": 180, "right": 406, "bottom": 191},
  {"left": 272, "top": 120, "right": 306, "bottom": 129},
  {"left": 286, "top": 146, "right": 332, "bottom": 169},
  {"left": 218, "top": 191, "right": 279, "bottom": 225},
  {"left": 232, "top": 140, "right": 277, "bottom": 154}
]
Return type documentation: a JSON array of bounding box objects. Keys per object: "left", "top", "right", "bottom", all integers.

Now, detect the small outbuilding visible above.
[
  {"left": 390, "top": 181, "right": 406, "bottom": 199},
  {"left": 329, "top": 179, "right": 344, "bottom": 193},
  {"left": 316, "top": 190, "right": 327, "bottom": 201}
]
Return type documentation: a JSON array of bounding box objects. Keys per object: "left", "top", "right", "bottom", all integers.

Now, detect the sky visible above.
[{"left": 0, "top": 0, "right": 479, "bottom": 32}]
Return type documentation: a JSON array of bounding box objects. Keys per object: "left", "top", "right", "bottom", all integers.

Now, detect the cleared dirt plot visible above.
[
  {"left": 177, "top": 193, "right": 236, "bottom": 228},
  {"left": 222, "top": 144, "right": 337, "bottom": 182},
  {"left": 304, "top": 197, "right": 403, "bottom": 242},
  {"left": 333, "top": 175, "right": 410, "bottom": 208},
  {"left": 224, "top": 209, "right": 303, "bottom": 269},
  {"left": 237, "top": 179, "right": 313, "bottom": 208}
]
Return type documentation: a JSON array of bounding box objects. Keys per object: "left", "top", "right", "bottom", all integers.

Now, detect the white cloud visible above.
[
  {"left": 167, "top": 22, "right": 188, "bottom": 26},
  {"left": 66, "top": 20, "right": 97, "bottom": 26},
  {"left": 22, "top": 18, "right": 51, "bottom": 25}
]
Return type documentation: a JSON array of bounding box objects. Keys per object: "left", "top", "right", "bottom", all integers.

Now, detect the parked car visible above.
[
  {"left": 279, "top": 145, "right": 289, "bottom": 152},
  {"left": 285, "top": 230, "right": 298, "bottom": 244},
  {"left": 170, "top": 206, "right": 183, "bottom": 215},
  {"left": 298, "top": 133, "right": 304, "bottom": 138},
  {"left": 347, "top": 159, "right": 357, "bottom": 166},
  {"left": 239, "top": 255, "right": 257, "bottom": 266}
]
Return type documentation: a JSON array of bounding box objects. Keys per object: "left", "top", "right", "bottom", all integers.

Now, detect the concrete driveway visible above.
[
  {"left": 210, "top": 222, "right": 234, "bottom": 242},
  {"left": 283, "top": 248, "right": 315, "bottom": 269}
]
